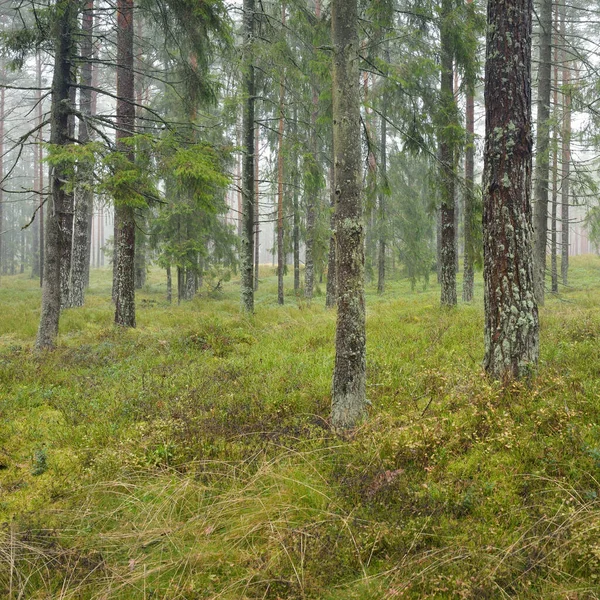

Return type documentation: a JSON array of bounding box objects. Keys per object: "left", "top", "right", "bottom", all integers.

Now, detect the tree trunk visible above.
[
  {"left": 439, "top": 0, "right": 457, "bottom": 307},
  {"left": 60, "top": 84, "right": 77, "bottom": 308},
  {"left": 70, "top": 0, "right": 94, "bottom": 307},
  {"left": 532, "top": 0, "right": 553, "bottom": 305},
  {"left": 377, "top": 93, "right": 387, "bottom": 295},
  {"left": 325, "top": 163, "right": 337, "bottom": 308},
  {"left": 276, "top": 9, "right": 286, "bottom": 306},
  {"left": 550, "top": 24, "right": 559, "bottom": 294},
  {"left": 38, "top": 53, "right": 45, "bottom": 288},
  {"left": 0, "top": 83, "right": 4, "bottom": 286},
  {"left": 482, "top": 0, "right": 539, "bottom": 379},
  {"left": 462, "top": 44, "right": 475, "bottom": 302},
  {"left": 114, "top": 0, "right": 136, "bottom": 327},
  {"left": 331, "top": 0, "right": 366, "bottom": 430},
  {"left": 253, "top": 105, "right": 260, "bottom": 291},
  {"left": 240, "top": 0, "right": 255, "bottom": 313},
  {"left": 560, "top": 6, "right": 570, "bottom": 285},
  {"left": 166, "top": 264, "right": 172, "bottom": 303},
  {"left": 36, "top": 0, "right": 76, "bottom": 349},
  {"left": 292, "top": 108, "right": 300, "bottom": 294}
]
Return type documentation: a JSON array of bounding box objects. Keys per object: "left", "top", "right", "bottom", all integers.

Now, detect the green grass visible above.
[{"left": 1, "top": 259, "right": 600, "bottom": 598}]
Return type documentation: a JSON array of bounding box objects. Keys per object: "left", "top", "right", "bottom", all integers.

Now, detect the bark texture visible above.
[
  {"left": 560, "top": 7, "right": 570, "bottom": 286},
  {"left": 331, "top": 0, "right": 366, "bottom": 430},
  {"left": 532, "top": 0, "right": 553, "bottom": 305},
  {"left": 114, "top": 0, "right": 136, "bottom": 327},
  {"left": 325, "top": 165, "right": 337, "bottom": 308},
  {"left": 482, "top": 0, "right": 539, "bottom": 379},
  {"left": 438, "top": 0, "right": 457, "bottom": 307},
  {"left": 240, "top": 0, "right": 255, "bottom": 312},
  {"left": 70, "top": 0, "right": 94, "bottom": 307},
  {"left": 36, "top": 0, "right": 76, "bottom": 349}
]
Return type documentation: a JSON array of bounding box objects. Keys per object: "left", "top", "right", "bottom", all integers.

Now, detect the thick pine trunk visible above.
[
  {"left": 532, "top": 0, "right": 553, "bottom": 305},
  {"left": 482, "top": 0, "right": 539, "bottom": 379},
  {"left": 114, "top": 0, "right": 136, "bottom": 327},
  {"left": 331, "top": 0, "right": 366, "bottom": 430},
  {"left": 36, "top": 0, "right": 76, "bottom": 349},
  {"left": 439, "top": 0, "right": 457, "bottom": 307},
  {"left": 70, "top": 0, "right": 94, "bottom": 307}
]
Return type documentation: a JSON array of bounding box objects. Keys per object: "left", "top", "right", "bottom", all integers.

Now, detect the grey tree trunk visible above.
[
  {"left": 482, "top": 0, "right": 539, "bottom": 380},
  {"left": 60, "top": 84, "right": 77, "bottom": 308},
  {"left": 438, "top": 0, "right": 457, "bottom": 307},
  {"left": 292, "top": 109, "right": 300, "bottom": 294},
  {"left": 551, "top": 33, "right": 559, "bottom": 294},
  {"left": 166, "top": 264, "right": 172, "bottom": 303},
  {"left": 114, "top": 0, "right": 136, "bottom": 327},
  {"left": 331, "top": 0, "right": 366, "bottom": 430},
  {"left": 377, "top": 96, "right": 387, "bottom": 295},
  {"left": 325, "top": 164, "right": 337, "bottom": 308},
  {"left": 532, "top": 0, "right": 553, "bottom": 305},
  {"left": 36, "top": 0, "right": 76, "bottom": 349},
  {"left": 560, "top": 7, "right": 570, "bottom": 286},
  {"left": 253, "top": 124, "right": 260, "bottom": 292},
  {"left": 240, "top": 0, "right": 255, "bottom": 312},
  {"left": 70, "top": 0, "right": 94, "bottom": 308},
  {"left": 462, "top": 66, "right": 475, "bottom": 302},
  {"left": 276, "top": 34, "right": 285, "bottom": 306}
]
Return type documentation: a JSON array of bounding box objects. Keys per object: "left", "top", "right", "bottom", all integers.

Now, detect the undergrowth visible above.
[{"left": 1, "top": 259, "right": 600, "bottom": 598}]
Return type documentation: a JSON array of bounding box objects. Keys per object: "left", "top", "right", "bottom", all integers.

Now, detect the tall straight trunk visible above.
[
  {"left": 166, "top": 264, "right": 172, "bottom": 303},
  {"left": 240, "top": 0, "right": 255, "bottom": 312},
  {"left": 439, "top": 0, "right": 457, "bottom": 307},
  {"left": 377, "top": 95, "right": 387, "bottom": 295},
  {"left": 331, "top": 0, "right": 366, "bottom": 430},
  {"left": 134, "top": 18, "right": 146, "bottom": 290},
  {"left": 36, "top": 0, "right": 76, "bottom": 349},
  {"left": 70, "top": 0, "right": 94, "bottom": 307},
  {"left": 532, "top": 0, "right": 553, "bottom": 305},
  {"left": 550, "top": 25, "right": 559, "bottom": 294},
  {"left": 560, "top": 7, "right": 570, "bottom": 285},
  {"left": 482, "top": 0, "right": 539, "bottom": 379},
  {"left": 114, "top": 0, "right": 136, "bottom": 327},
  {"left": 304, "top": 0, "right": 321, "bottom": 301},
  {"left": 60, "top": 84, "right": 77, "bottom": 308},
  {"left": 31, "top": 90, "right": 40, "bottom": 279},
  {"left": 253, "top": 122, "right": 260, "bottom": 291},
  {"left": 39, "top": 78, "right": 45, "bottom": 287},
  {"left": 0, "top": 84, "right": 4, "bottom": 285},
  {"left": 292, "top": 108, "right": 300, "bottom": 293},
  {"left": 325, "top": 163, "right": 337, "bottom": 308},
  {"left": 462, "top": 39, "right": 475, "bottom": 301},
  {"left": 276, "top": 8, "right": 286, "bottom": 305}
]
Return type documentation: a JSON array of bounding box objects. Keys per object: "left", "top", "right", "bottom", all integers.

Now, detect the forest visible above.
[{"left": 1, "top": 0, "right": 600, "bottom": 596}]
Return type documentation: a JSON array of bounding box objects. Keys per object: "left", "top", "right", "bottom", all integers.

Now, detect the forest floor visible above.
[{"left": 1, "top": 257, "right": 600, "bottom": 599}]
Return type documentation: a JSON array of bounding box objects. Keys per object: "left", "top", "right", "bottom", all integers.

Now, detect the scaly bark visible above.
[
  {"left": 240, "top": 0, "right": 255, "bottom": 312},
  {"left": 36, "top": 0, "right": 76, "bottom": 349},
  {"left": 114, "top": 0, "right": 136, "bottom": 327},
  {"left": 439, "top": 0, "right": 457, "bottom": 307},
  {"left": 325, "top": 163, "right": 337, "bottom": 308},
  {"left": 532, "top": 0, "right": 553, "bottom": 305},
  {"left": 331, "top": 0, "right": 366, "bottom": 430},
  {"left": 482, "top": 0, "right": 539, "bottom": 379},
  {"left": 70, "top": 0, "right": 94, "bottom": 307}
]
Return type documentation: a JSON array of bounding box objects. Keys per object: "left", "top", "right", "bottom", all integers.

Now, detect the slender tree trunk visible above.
[
  {"left": 38, "top": 54, "right": 45, "bottom": 288},
  {"left": 253, "top": 121, "right": 260, "bottom": 291},
  {"left": 240, "top": 0, "right": 255, "bottom": 312},
  {"left": 31, "top": 116, "right": 40, "bottom": 278},
  {"left": 114, "top": 0, "right": 136, "bottom": 327},
  {"left": 439, "top": 0, "right": 457, "bottom": 307},
  {"left": 70, "top": 0, "right": 94, "bottom": 307},
  {"left": 36, "top": 0, "right": 76, "bottom": 349},
  {"left": 276, "top": 9, "right": 286, "bottom": 305},
  {"left": 331, "top": 0, "right": 366, "bottom": 430},
  {"left": 462, "top": 40, "right": 475, "bottom": 301},
  {"left": 0, "top": 84, "right": 4, "bottom": 286},
  {"left": 325, "top": 163, "right": 337, "bottom": 308},
  {"left": 532, "top": 0, "right": 553, "bottom": 305},
  {"left": 377, "top": 93, "right": 387, "bottom": 295},
  {"left": 551, "top": 24, "right": 559, "bottom": 294},
  {"left": 482, "top": 0, "right": 539, "bottom": 379},
  {"left": 560, "top": 7, "right": 570, "bottom": 285},
  {"left": 166, "top": 264, "right": 172, "bottom": 303},
  {"left": 292, "top": 108, "right": 300, "bottom": 294}
]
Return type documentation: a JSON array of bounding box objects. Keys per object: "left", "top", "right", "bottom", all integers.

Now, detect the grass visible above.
[{"left": 1, "top": 258, "right": 600, "bottom": 598}]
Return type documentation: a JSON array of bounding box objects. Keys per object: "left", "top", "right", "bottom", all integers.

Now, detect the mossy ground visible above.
[{"left": 1, "top": 258, "right": 600, "bottom": 598}]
